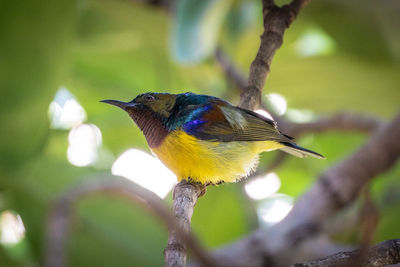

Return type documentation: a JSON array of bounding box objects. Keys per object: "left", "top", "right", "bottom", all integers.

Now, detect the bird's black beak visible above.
[{"left": 100, "top": 99, "right": 138, "bottom": 110}]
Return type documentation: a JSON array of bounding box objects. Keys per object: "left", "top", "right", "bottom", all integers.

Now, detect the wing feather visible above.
[{"left": 182, "top": 102, "right": 290, "bottom": 143}]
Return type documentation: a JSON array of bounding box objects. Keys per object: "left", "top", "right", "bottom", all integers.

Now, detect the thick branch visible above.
[
  {"left": 239, "top": 0, "right": 310, "bottom": 110},
  {"left": 194, "top": 112, "right": 400, "bottom": 267},
  {"left": 165, "top": 181, "right": 213, "bottom": 267},
  {"left": 44, "top": 176, "right": 213, "bottom": 267},
  {"left": 292, "top": 239, "right": 400, "bottom": 267}
]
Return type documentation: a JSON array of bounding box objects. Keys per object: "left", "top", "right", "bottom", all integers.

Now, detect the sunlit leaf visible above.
[{"left": 70, "top": 195, "right": 167, "bottom": 267}]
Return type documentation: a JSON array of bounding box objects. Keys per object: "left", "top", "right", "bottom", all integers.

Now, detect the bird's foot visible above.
[
  {"left": 182, "top": 178, "right": 207, "bottom": 198},
  {"left": 198, "top": 185, "right": 207, "bottom": 198}
]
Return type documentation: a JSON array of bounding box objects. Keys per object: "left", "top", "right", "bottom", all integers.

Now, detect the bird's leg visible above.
[
  {"left": 186, "top": 178, "right": 207, "bottom": 198},
  {"left": 199, "top": 181, "right": 225, "bottom": 197},
  {"left": 198, "top": 185, "right": 207, "bottom": 198}
]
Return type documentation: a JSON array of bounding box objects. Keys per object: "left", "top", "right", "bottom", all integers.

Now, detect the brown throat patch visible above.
[{"left": 127, "top": 108, "right": 168, "bottom": 148}]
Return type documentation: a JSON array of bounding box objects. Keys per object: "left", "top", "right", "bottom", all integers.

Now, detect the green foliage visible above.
[
  {"left": 0, "top": 0, "right": 76, "bottom": 171},
  {"left": 191, "top": 184, "right": 251, "bottom": 248},
  {"left": 0, "top": 246, "right": 20, "bottom": 267},
  {"left": 171, "top": 0, "right": 233, "bottom": 64},
  {"left": 0, "top": 0, "right": 399, "bottom": 266},
  {"left": 70, "top": 195, "right": 167, "bottom": 267}
]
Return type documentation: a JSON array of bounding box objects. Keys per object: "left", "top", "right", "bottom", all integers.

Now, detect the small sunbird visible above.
[{"left": 102, "top": 92, "right": 324, "bottom": 185}]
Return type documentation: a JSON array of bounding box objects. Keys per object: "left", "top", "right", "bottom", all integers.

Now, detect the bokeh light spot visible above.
[
  {"left": 286, "top": 108, "right": 316, "bottom": 123},
  {"left": 295, "top": 27, "right": 336, "bottom": 57},
  {"left": 245, "top": 172, "right": 281, "bottom": 200},
  {"left": 257, "top": 194, "right": 293, "bottom": 226},
  {"left": 266, "top": 93, "right": 287, "bottom": 116},
  {"left": 0, "top": 210, "right": 25, "bottom": 245},
  {"left": 48, "top": 87, "right": 87, "bottom": 129},
  {"left": 67, "top": 124, "right": 102, "bottom": 167},
  {"left": 255, "top": 109, "right": 274, "bottom": 121},
  {"left": 112, "top": 149, "right": 177, "bottom": 198}
]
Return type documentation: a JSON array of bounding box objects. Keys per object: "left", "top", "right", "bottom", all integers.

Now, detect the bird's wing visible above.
[{"left": 181, "top": 102, "right": 291, "bottom": 142}]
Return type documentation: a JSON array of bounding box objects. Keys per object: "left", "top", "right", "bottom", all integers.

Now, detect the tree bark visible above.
[
  {"left": 292, "top": 239, "right": 400, "bottom": 267},
  {"left": 239, "top": 0, "right": 311, "bottom": 110},
  {"left": 164, "top": 181, "right": 215, "bottom": 267}
]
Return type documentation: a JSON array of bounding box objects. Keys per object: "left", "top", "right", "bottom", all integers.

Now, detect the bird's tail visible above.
[{"left": 279, "top": 142, "right": 325, "bottom": 159}]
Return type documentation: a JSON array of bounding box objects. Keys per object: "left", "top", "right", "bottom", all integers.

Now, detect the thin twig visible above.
[
  {"left": 282, "top": 112, "right": 383, "bottom": 136},
  {"left": 354, "top": 187, "right": 380, "bottom": 266},
  {"left": 291, "top": 239, "right": 400, "bottom": 267},
  {"left": 44, "top": 176, "right": 214, "bottom": 267},
  {"left": 165, "top": 180, "right": 215, "bottom": 267},
  {"left": 267, "top": 112, "right": 383, "bottom": 172}
]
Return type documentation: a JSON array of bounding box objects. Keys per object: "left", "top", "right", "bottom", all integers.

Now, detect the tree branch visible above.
[
  {"left": 292, "top": 239, "right": 400, "bottom": 267},
  {"left": 239, "top": 0, "right": 310, "bottom": 110},
  {"left": 44, "top": 176, "right": 214, "bottom": 267},
  {"left": 192, "top": 111, "right": 400, "bottom": 267},
  {"left": 265, "top": 112, "right": 383, "bottom": 173},
  {"left": 281, "top": 112, "right": 383, "bottom": 136},
  {"left": 165, "top": 180, "right": 214, "bottom": 267}
]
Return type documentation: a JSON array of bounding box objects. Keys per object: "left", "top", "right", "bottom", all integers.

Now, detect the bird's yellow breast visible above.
[{"left": 151, "top": 130, "right": 283, "bottom": 184}]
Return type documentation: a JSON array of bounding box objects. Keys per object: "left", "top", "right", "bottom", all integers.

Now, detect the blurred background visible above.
[{"left": 0, "top": 0, "right": 399, "bottom": 266}]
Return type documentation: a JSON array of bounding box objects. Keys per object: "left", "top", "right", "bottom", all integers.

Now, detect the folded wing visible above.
[
  {"left": 180, "top": 101, "right": 324, "bottom": 159},
  {"left": 181, "top": 102, "right": 289, "bottom": 143}
]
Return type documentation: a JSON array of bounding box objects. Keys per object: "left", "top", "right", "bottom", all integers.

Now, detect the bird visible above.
[{"left": 102, "top": 92, "right": 324, "bottom": 185}]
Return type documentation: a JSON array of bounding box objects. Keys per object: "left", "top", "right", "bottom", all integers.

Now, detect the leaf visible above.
[
  {"left": 70, "top": 195, "right": 167, "bottom": 267},
  {"left": 171, "top": 0, "right": 233, "bottom": 64},
  {"left": 0, "top": 0, "right": 77, "bottom": 171}
]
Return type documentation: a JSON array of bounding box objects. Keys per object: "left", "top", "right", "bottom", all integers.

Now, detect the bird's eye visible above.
[{"left": 145, "top": 95, "right": 155, "bottom": 101}]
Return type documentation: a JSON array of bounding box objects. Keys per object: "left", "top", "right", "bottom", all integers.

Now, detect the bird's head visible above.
[
  {"left": 101, "top": 93, "right": 178, "bottom": 147},
  {"left": 101, "top": 92, "right": 177, "bottom": 119}
]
